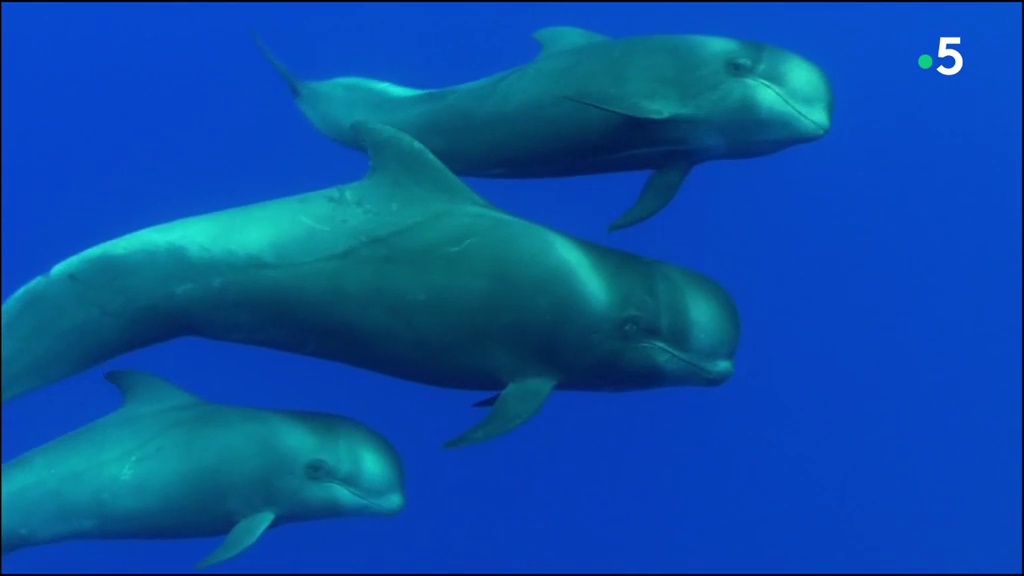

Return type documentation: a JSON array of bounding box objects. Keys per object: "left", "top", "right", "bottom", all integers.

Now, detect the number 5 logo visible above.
[{"left": 936, "top": 37, "right": 963, "bottom": 76}]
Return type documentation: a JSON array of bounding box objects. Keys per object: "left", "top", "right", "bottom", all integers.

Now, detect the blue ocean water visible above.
[{"left": 1, "top": 2, "right": 1020, "bottom": 573}]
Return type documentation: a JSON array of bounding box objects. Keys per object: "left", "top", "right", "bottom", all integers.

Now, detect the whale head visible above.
[
  {"left": 284, "top": 413, "right": 406, "bottom": 519},
  {"left": 598, "top": 260, "right": 740, "bottom": 389},
  {"left": 667, "top": 35, "right": 833, "bottom": 159}
]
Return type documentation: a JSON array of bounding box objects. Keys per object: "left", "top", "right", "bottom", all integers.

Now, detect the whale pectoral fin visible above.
[
  {"left": 608, "top": 161, "right": 694, "bottom": 232},
  {"left": 444, "top": 377, "right": 558, "bottom": 449},
  {"left": 195, "top": 511, "right": 276, "bottom": 570},
  {"left": 471, "top": 394, "right": 499, "bottom": 408}
]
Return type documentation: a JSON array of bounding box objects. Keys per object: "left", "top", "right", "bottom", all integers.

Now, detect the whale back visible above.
[{"left": 0, "top": 123, "right": 502, "bottom": 404}]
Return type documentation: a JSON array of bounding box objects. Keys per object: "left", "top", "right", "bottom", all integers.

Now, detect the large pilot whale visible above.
[
  {"left": 254, "top": 25, "right": 832, "bottom": 231},
  {"left": 0, "top": 123, "right": 741, "bottom": 448},
  {"left": 1, "top": 370, "right": 405, "bottom": 569}
]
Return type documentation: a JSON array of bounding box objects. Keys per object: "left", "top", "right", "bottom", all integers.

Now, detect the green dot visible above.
[{"left": 918, "top": 54, "right": 933, "bottom": 69}]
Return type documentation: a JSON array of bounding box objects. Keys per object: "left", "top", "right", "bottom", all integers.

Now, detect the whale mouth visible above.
[
  {"left": 336, "top": 483, "right": 399, "bottom": 512},
  {"left": 754, "top": 78, "right": 830, "bottom": 136},
  {"left": 640, "top": 340, "right": 733, "bottom": 383}
]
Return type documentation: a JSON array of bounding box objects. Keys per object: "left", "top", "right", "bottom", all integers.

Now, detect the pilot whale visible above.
[
  {"left": 255, "top": 25, "right": 832, "bottom": 231},
  {"left": 1, "top": 370, "right": 405, "bottom": 569},
  {"left": 0, "top": 123, "right": 741, "bottom": 448}
]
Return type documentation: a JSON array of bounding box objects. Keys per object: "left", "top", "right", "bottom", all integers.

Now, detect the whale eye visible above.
[
  {"left": 727, "top": 57, "right": 754, "bottom": 76},
  {"left": 620, "top": 318, "right": 641, "bottom": 337},
  {"left": 304, "top": 458, "right": 333, "bottom": 481}
]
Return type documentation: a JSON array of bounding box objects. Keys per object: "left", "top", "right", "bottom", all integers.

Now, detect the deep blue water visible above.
[{"left": 1, "top": 2, "right": 1021, "bottom": 574}]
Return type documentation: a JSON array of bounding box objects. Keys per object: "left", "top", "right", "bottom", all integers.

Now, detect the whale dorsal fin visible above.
[
  {"left": 532, "top": 26, "right": 609, "bottom": 58},
  {"left": 104, "top": 370, "right": 203, "bottom": 411},
  {"left": 350, "top": 121, "right": 492, "bottom": 208}
]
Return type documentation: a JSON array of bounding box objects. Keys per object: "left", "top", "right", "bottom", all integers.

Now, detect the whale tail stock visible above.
[
  {"left": 249, "top": 31, "right": 429, "bottom": 147},
  {"left": 249, "top": 29, "right": 303, "bottom": 97},
  {"left": 1, "top": 467, "right": 27, "bottom": 556},
  {"left": 1, "top": 246, "right": 189, "bottom": 404},
  {"left": 1, "top": 271, "right": 127, "bottom": 403}
]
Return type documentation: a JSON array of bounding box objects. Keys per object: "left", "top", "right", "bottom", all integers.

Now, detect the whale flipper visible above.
[
  {"left": 608, "top": 161, "right": 693, "bottom": 232},
  {"left": 532, "top": 26, "right": 610, "bottom": 58},
  {"left": 444, "top": 376, "right": 558, "bottom": 449},
  {"left": 196, "top": 510, "right": 276, "bottom": 570}
]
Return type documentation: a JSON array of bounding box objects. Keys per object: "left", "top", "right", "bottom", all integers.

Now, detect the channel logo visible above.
[{"left": 918, "top": 37, "right": 963, "bottom": 76}]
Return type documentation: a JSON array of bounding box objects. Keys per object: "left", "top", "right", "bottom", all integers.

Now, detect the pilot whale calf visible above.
[
  {"left": 1, "top": 370, "right": 405, "bottom": 569},
  {"left": 255, "top": 25, "right": 832, "bottom": 231},
  {"left": 1, "top": 123, "right": 740, "bottom": 448}
]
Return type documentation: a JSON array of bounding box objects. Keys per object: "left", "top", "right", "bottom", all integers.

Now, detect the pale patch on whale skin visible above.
[{"left": 549, "top": 234, "right": 612, "bottom": 310}]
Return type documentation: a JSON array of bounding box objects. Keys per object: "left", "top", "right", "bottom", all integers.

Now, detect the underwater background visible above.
[{"left": 1, "top": 2, "right": 1020, "bottom": 573}]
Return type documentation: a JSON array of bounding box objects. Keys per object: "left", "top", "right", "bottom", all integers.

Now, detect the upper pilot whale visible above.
[
  {"left": 254, "top": 25, "right": 832, "bottom": 231},
  {"left": 0, "top": 123, "right": 741, "bottom": 448},
  {"left": 1, "top": 370, "right": 405, "bottom": 569}
]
